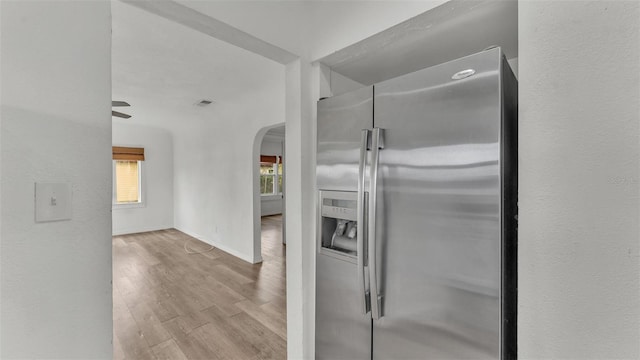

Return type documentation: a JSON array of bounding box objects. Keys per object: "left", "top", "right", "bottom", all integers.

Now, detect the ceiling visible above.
[
  {"left": 113, "top": 0, "right": 518, "bottom": 129},
  {"left": 111, "top": 0, "right": 284, "bottom": 130},
  {"left": 320, "top": 0, "right": 518, "bottom": 85},
  {"left": 173, "top": 0, "right": 446, "bottom": 61}
]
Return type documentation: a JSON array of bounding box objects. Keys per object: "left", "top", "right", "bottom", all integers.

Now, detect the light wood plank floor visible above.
[{"left": 113, "top": 215, "right": 286, "bottom": 360}]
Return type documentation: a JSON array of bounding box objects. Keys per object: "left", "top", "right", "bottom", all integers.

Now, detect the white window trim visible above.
[{"left": 112, "top": 159, "right": 146, "bottom": 210}]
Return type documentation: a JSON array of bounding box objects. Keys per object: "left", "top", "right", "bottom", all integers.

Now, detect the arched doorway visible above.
[{"left": 252, "top": 123, "right": 286, "bottom": 262}]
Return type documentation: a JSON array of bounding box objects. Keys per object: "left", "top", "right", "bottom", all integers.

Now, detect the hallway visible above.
[{"left": 113, "top": 216, "right": 286, "bottom": 359}]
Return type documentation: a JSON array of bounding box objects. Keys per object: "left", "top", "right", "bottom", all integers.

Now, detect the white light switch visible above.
[{"left": 35, "top": 182, "right": 72, "bottom": 222}]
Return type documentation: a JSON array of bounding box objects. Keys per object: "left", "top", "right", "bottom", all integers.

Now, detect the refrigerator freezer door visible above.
[
  {"left": 317, "top": 86, "right": 373, "bottom": 192},
  {"left": 316, "top": 253, "right": 371, "bottom": 360},
  {"left": 316, "top": 86, "right": 373, "bottom": 360},
  {"left": 372, "top": 48, "right": 504, "bottom": 358}
]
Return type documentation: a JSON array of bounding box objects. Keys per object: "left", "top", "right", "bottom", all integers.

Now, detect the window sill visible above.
[
  {"left": 261, "top": 194, "right": 283, "bottom": 201},
  {"left": 112, "top": 202, "right": 145, "bottom": 210}
]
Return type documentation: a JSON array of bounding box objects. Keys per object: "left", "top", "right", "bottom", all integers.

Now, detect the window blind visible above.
[
  {"left": 113, "top": 146, "right": 145, "bottom": 161},
  {"left": 115, "top": 161, "right": 139, "bottom": 203},
  {"left": 260, "top": 155, "right": 276, "bottom": 164},
  {"left": 260, "top": 155, "right": 280, "bottom": 164}
]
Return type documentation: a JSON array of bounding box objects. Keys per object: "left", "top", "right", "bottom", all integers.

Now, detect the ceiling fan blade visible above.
[
  {"left": 112, "top": 101, "right": 130, "bottom": 107},
  {"left": 112, "top": 110, "right": 131, "bottom": 119}
]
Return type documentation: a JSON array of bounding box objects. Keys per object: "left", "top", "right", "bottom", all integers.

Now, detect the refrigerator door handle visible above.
[
  {"left": 369, "top": 127, "right": 384, "bottom": 320},
  {"left": 357, "top": 129, "right": 371, "bottom": 314}
]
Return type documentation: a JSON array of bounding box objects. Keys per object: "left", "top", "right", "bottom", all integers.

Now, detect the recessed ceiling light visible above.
[{"left": 195, "top": 99, "right": 214, "bottom": 107}]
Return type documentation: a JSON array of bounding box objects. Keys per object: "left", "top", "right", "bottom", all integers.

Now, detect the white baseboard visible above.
[
  {"left": 174, "top": 227, "right": 258, "bottom": 264},
  {"left": 112, "top": 225, "right": 172, "bottom": 236}
]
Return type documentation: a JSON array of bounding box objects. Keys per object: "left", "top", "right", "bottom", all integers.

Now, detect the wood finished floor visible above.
[{"left": 113, "top": 215, "right": 286, "bottom": 360}]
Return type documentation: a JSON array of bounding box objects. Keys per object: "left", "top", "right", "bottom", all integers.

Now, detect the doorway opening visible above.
[{"left": 253, "top": 124, "right": 286, "bottom": 263}]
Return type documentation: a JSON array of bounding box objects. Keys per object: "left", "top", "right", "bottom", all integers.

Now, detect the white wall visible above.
[
  {"left": 319, "top": 64, "right": 365, "bottom": 98},
  {"left": 173, "top": 76, "right": 285, "bottom": 264},
  {"left": 112, "top": 123, "right": 173, "bottom": 235},
  {"left": 261, "top": 134, "right": 284, "bottom": 156},
  {"left": 519, "top": 1, "right": 639, "bottom": 358},
  {"left": 261, "top": 196, "right": 283, "bottom": 217},
  {"left": 260, "top": 134, "right": 284, "bottom": 216},
  {"left": 0, "top": 1, "right": 112, "bottom": 358}
]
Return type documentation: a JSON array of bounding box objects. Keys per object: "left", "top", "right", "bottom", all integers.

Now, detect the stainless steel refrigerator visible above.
[{"left": 315, "top": 47, "right": 517, "bottom": 359}]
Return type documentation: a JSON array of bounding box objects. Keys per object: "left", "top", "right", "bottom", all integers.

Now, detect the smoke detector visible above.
[{"left": 195, "top": 99, "right": 214, "bottom": 107}]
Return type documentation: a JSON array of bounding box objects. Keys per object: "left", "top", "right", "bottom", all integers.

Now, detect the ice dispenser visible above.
[{"left": 318, "top": 190, "right": 359, "bottom": 259}]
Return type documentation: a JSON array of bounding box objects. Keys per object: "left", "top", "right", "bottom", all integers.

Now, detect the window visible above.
[
  {"left": 115, "top": 160, "right": 141, "bottom": 203},
  {"left": 260, "top": 155, "right": 282, "bottom": 195},
  {"left": 113, "top": 146, "right": 144, "bottom": 207}
]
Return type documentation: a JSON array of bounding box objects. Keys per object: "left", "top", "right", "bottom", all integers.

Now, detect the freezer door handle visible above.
[
  {"left": 357, "top": 129, "right": 371, "bottom": 314},
  {"left": 369, "top": 127, "right": 384, "bottom": 320}
]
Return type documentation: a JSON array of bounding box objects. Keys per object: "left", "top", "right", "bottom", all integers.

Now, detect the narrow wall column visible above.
[
  {"left": 1, "top": 1, "right": 113, "bottom": 358},
  {"left": 518, "top": 1, "right": 640, "bottom": 357}
]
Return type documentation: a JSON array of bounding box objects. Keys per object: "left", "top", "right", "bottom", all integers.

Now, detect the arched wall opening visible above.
[{"left": 252, "top": 122, "right": 286, "bottom": 263}]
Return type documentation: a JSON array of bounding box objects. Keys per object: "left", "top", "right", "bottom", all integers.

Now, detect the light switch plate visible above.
[{"left": 35, "top": 182, "right": 72, "bottom": 222}]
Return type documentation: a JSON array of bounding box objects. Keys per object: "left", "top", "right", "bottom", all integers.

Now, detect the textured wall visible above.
[
  {"left": 0, "top": 1, "right": 113, "bottom": 358},
  {"left": 519, "top": 1, "right": 640, "bottom": 358},
  {"left": 172, "top": 77, "right": 285, "bottom": 264}
]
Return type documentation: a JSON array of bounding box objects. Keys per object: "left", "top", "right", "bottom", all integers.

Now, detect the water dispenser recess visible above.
[{"left": 318, "top": 190, "right": 359, "bottom": 259}]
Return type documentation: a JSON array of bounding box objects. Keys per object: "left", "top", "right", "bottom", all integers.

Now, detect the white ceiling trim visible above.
[{"left": 119, "top": 0, "right": 298, "bottom": 64}]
